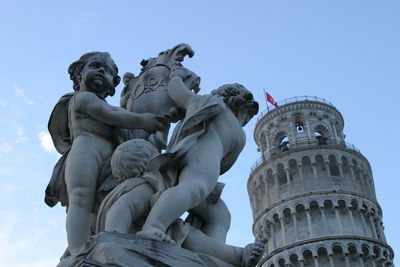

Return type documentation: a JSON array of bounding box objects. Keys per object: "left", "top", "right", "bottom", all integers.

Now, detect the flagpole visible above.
[{"left": 263, "top": 88, "right": 269, "bottom": 111}]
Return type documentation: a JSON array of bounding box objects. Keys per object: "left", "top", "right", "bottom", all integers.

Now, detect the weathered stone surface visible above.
[{"left": 58, "top": 231, "right": 236, "bottom": 267}]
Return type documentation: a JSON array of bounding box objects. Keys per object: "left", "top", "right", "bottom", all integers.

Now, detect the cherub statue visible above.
[
  {"left": 119, "top": 44, "right": 233, "bottom": 243},
  {"left": 137, "top": 68, "right": 259, "bottom": 245},
  {"left": 44, "top": 52, "right": 168, "bottom": 255},
  {"left": 96, "top": 139, "right": 265, "bottom": 267}
]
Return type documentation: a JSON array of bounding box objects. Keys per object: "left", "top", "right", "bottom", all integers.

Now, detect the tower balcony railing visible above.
[
  {"left": 250, "top": 139, "right": 361, "bottom": 174},
  {"left": 257, "top": 95, "right": 335, "bottom": 121}
]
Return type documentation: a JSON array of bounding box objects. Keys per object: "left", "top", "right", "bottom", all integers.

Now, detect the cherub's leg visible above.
[
  {"left": 105, "top": 183, "right": 153, "bottom": 233},
  {"left": 65, "top": 154, "right": 99, "bottom": 255},
  {"left": 190, "top": 198, "right": 231, "bottom": 243},
  {"left": 183, "top": 226, "right": 265, "bottom": 267},
  {"left": 138, "top": 143, "right": 222, "bottom": 243}
]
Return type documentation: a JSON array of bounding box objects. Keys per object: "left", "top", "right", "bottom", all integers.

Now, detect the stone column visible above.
[
  {"left": 313, "top": 256, "right": 320, "bottom": 267},
  {"left": 359, "top": 210, "right": 368, "bottom": 236},
  {"left": 265, "top": 133, "right": 271, "bottom": 157},
  {"left": 320, "top": 206, "right": 327, "bottom": 235},
  {"left": 274, "top": 173, "right": 280, "bottom": 201},
  {"left": 305, "top": 118, "right": 313, "bottom": 142},
  {"left": 280, "top": 216, "right": 286, "bottom": 247},
  {"left": 270, "top": 221, "right": 277, "bottom": 250},
  {"left": 368, "top": 214, "right": 378, "bottom": 239},
  {"left": 298, "top": 164, "right": 306, "bottom": 192},
  {"left": 252, "top": 189, "right": 259, "bottom": 213},
  {"left": 349, "top": 165, "right": 358, "bottom": 191},
  {"left": 305, "top": 208, "right": 314, "bottom": 237},
  {"left": 370, "top": 256, "right": 377, "bottom": 267},
  {"left": 378, "top": 219, "right": 387, "bottom": 242},
  {"left": 299, "top": 259, "right": 305, "bottom": 267},
  {"left": 285, "top": 168, "right": 293, "bottom": 194},
  {"left": 311, "top": 163, "right": 320, "bottom": 190},
  {"left": 334, "top": 206, "right": 343, "bottom": 234},
  {"left": 358, "top": 254, "right": 365, "bottom": 267},
  {"left": 331, "top": 121, "right": 339, "bottom": 140},
  {"left": 289, "top": 121, "right": 296, "bottom": 145},
  {"left": 328, "top": 255, "right": 335, "bottom": 267},
  {"left": 291, "top": 212, "right": 299, "bottom": 241},
  {"left": 357, "top": 169, "right": 365, "bottom": 193},
  {"left": 263, "top": 177, "right": 270, "bottom": 206},
  {"left": 338, "top": 162, "right": 344, "bottom": 177},
  {"left": 362, "top": 174, "right": 371, "bottom": 195},
  {"left": 325, "top": 162, "right": 332, "bottom": 178},
  {"left": 344, "top": 254, "right": 351, "bottom": 267},
  {"left": 348, "top": 207, "right": 356, "bottom": 234}
]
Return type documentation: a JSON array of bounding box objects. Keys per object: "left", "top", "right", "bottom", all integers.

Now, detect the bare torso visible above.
[{"left": 69, "top": 93, "right": 117, "bottom": 144}]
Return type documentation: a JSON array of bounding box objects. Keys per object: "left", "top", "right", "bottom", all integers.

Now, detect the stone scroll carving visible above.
[{"left": 45, "top": 44, "right": 265, "bottom": 267}]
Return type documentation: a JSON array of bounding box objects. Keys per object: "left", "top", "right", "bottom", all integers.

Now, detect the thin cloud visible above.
[
  {"left": 0, "top": 140, "right": 13, "bottom": 154},
  {"left": 38, "top": 131, "right": 58, "bottom": 155},
  {"left": 12, "top": 121, "right": 28, "bottom": 143},
  {"left": 13, "top": 85, "right": 34, "bottom": 105}
]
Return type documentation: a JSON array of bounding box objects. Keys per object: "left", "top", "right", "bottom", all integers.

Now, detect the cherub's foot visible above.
[
  {"left": 241, "top": 240, "right": 266, "bottom": 267},
  {"left": 137, "top": 226, "right": 176, "bottom": 245}
]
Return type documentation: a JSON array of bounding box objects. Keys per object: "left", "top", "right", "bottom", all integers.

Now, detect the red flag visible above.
[{"left": 265, "top": 92, "right": 278, "bottom": 107}]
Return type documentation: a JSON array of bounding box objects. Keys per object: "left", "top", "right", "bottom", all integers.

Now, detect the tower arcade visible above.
[{"left": 248, "top": 96, "right": 394, "bottom": 267}]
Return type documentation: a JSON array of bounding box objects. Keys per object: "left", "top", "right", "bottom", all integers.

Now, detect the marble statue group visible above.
[{"left": 44, "top": 44, "right": 265, "bottom": 267}]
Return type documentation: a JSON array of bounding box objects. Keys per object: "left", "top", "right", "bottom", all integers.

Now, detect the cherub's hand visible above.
[
  {"left": 169, "top": 67, "right": 192, "bottom": 81},
  {"left": 140, "top": 113, "right": 169, "bottom": 133},
  {"left": 164, "top": 107, "right": 186, "bottom": 123}
]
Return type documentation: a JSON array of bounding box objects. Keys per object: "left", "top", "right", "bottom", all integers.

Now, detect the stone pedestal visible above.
[{"left": 58, "top": 232, "right": 236, "bottom": 267}]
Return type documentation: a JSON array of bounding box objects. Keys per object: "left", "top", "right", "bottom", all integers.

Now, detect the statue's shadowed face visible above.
[{"left": 80, "top": 54, "right": 115, "bottom": 97}]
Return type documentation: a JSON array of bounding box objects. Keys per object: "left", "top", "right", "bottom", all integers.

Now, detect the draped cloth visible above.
[{"left": 147, "top": 94, "right": 227, "bottom": 207}]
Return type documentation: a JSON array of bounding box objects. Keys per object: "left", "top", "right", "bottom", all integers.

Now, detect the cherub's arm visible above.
[
  {"left": 167, "top": 75, "right": 198, "bottom": 110},
  {"left": 75, "top": 92, "right": 167, "bottom": 133}
]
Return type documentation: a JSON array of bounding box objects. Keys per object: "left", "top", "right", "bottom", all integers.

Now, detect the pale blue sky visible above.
[{"left": 0, "top": 1, "right": 399, "bottom": 266}]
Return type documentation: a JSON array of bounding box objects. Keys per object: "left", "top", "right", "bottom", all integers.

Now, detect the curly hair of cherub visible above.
[
  {"left": 111, "top": 139, "right": 159, "bottom": 184},
  {"left": 211, "top": 83, "right": 259, "bottom": 117},
  {"left": 67, "top": 52, "right": 121, "bottom": 96}
]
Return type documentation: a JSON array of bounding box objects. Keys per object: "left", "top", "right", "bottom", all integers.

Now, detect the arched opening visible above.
[
  {"left": 274, "top": 131, "right": 290, "bottom": 152},
  {"left": 278, "top": 258, "right": 286, "bottom": 267},
  {"left": 328, "top": 155, "right": 340, "bottom": 177},
  {"left": 314, "top": 124, "right": 329, "bottom": 145},
  {"left": 315, "top": 155, "right": 327, "bottom": 188},
  {"left": 277, "top": 163, "right": 287, "bottom": 185},
  {"left": 279, "top": 136, "right": 290, "bottom": 151},
  {"left": 289, "top": 253, "right": 299, "bottom": 266},
  {"left": 295, "top": 204, "right": 307, "bottom": 241},
  {"left": 277, "top": 163, "right": 289, "bottom": 198},
  {"left": 303, "top": 250, "right": 314, "bottom": 266},
  {"left": 332, "top": 244, "right": 344, "bottom": 266},
  {"left": 348, "top": 244, "right": 358, "bottom": 265},
  {"left": 317, "top": 247, "right": 330, "bottom": 266},
  {"left": 373, "top": 246, "right": 381, "bottom": 260}
]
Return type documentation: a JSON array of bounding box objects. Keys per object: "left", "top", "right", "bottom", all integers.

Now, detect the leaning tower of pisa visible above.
[{"left": 248, "top": 96, "right": 394, "bottom": 267}]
